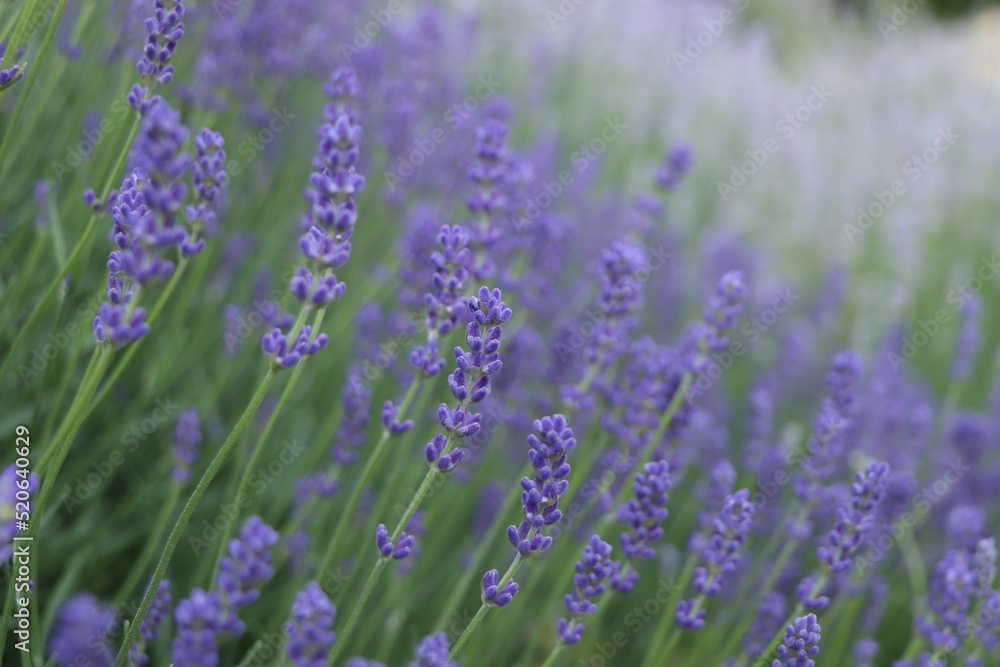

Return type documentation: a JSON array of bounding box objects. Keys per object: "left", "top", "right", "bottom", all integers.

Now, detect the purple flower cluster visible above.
[
  {"left": 557, "top": 535, "right": 618, "bottom": 645},
  {"left": 185, "top": 129, "right": 228, "bottom": 243},
  {"left": 613, "top": 460, "right": 672, "bottom": 592},
  {"left": 585, "top": 240, "right": 647, "bottom": 369},
  {"left": 411, "top": 224, "right": 473, "bottom": 378},
  {"left": 130, "top": 580, "right": 171, "bottom": 667},
  {"left": 0, "top": 63, "right": 23, "bottom": 90},
  {"left": 172, "top": 588, "right": 225, "bottom": 667},
  {"left": 217, "top": 516, "right": 280, "bottom": 632},
  {"left": 481, "top": 569, "right": 520, "bottom": 607},
  {"left": 697, "top": 270, "right": 747, "bottom": 356},
  {"left": 654, "top": 142, "right": 694, "bottom": 191},
  {"left": 467, "top": 120, "right": 509, "bottom": 280},
  {"left": 409, "top": 632, "right": 457, "bottom": 667},
  {"left": 330, "top": 369, "right": 373, "bottom": 466},
  {"left": 131, "top": 0, "right": 186, "bottom": 110},
  {"left": 285, "top": 582, "right": 337, "bottom": 667},
  {"left": 47, "top": 594, "right": 116, "bottom": 666},
  {"left": 774, "top": 614, "right": 822, "bottom": 667},
  {"left": 375, "top": 523, "right": 416, "bottom": 560},
  {"left": 171, "top": 408, "right": 202, "bottom": 483},
  {"left": 676, "top": 489, "right": 755, "bottom": 630},
  {"left": 425, "top": 287, "right": 512, "bottom": 472},
  {"left": 816, "top": 461, "right": 889, "bottom": 575},
  {"left": 507, "top": 414, "right": 578, "bottom": 557},
  {"left": 262, "top": 325, "right": 329, "bottom": 369}
]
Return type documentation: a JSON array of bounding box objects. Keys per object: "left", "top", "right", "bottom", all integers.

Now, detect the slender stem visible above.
[
  {"left": 317, "top": 376, "right": 422, "bottom": 580},
  {"left": 639, "top": 553, "right": 697, "bottom": 667},
  {"left": 113, "top": 482, "right": 180, "bottom": 607},
  {"left": 207, "top": 305, "right": 318, "bottom": 584},
  {"left": 113, "top": 370, "right": 277, "bottom": 667},
  {"left": 539, "top": 645, "right": 564, "bottom": 667},
  {"left": 36, "top": 346, "right": 101, "bottom": 476},
  {"left": 324, "top": 558, "right": 389, "bottom": 667},
  {"left": 0, "top": 0, "right": 67, "bottom": 177},
  {"left": 0, "top": 0, "right": 40, "bottom": 70},
  {"left": 448, "top": 602, "right": 491, "bottom": 661}
]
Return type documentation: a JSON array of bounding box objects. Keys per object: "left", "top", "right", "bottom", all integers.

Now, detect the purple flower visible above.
[
  {"left": 172, "top": 588, "right": 224, "bottom": 667},
  {"left": 506, "top": 414, "right": 578, "bottom": 559},
  {"left": 261, "top": 325, "right": 329, "bottom": 369},
  {"left": 951, "top": 295, "right": 981, "bottom": 382},
  {"left": 285, "top": 582, "right": 336, "bottom": 667},
  {"left": 744, "top": 592, "right": 787, "bottom": 659},
  {"left": 131, "top": 0, "right": 185, "bottom": 108},
  {"left": 698, "top": 270, "right": 747, "bottom": 355},
  {"left": 584, "top": 240, "right": 647, "bottom": 369},
  {"left": 654, "top": 142, "right": 693, "bottom": 191},
  {"left": 1, "top": 464, "right": 39, "bottom": 562},
  {"left": 556, "top": 535, "right": 619, "bottom": 645},
  {"left": 481, "top": 569, "right": 520, "bottom": 607},
  {"left": 425, "top": 287, "right": 512, "bottom": 473},
  {"left": 917, "top": 548, "right": 978, "bottom": 652},
  {"left": 816, "top": 461, "right": 889, "bottom": 575},
  {"left": 853, "top": 639, "right": 878, "bottom": 667},
  {"left": 614, "top": 460, "right": 672, "bottom": 590},
  {"left": 408, "top": 632, "right": 457, "bottom": 667},
  {"left": 375, "top": 523, "right": 416, "bottom": 560},
  {"left": 774, "top": 614, "right": 822, "bottom": 667},
  {"left": 693, "top": 489, "right": 755, "bottom": 596},
  {"left": 171, "top": 408, "right": 202, "bottom": 483},
  {"left": 382, "top": 400, "right": 415, "bottom": 435},
  {"left": 330, "top": 369, "right": 373, "bottom": 465},
  {"left": 0, "top": 63, "right": 24, "bottom": 90},
  {"left": 185, "top": 129, "right": 228, "bottom": 245},
  {"left": 131, "top": 580, "right": 171, "bottom": 667},
  {"left": 411, "top": 225, "right": 473, "bottom": 378},
  {"left": 47, "top": 593, "right": 116, "bottom": 667},
  {"left": 216, "top": 516, "right": 280, "bottom": 634},
  {"left": 467, "top": 120, "right": 509, "bottom": 280}
]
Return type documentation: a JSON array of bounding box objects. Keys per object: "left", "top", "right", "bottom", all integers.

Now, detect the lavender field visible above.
[{"left": 1, "top": 0, "right": 999, "bottom": 665}]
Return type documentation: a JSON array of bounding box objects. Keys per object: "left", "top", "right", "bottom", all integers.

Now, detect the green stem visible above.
[
  {"left": 0, "top": 0, "right": 67, "bottom": 177},
  {"left": 317, "top": 376, "right": 422, "bottom": 581},
  {"left": 36, "top": 344, "right": 101, "bottom": 476},
  {"left": 639, "top": 553, "right": 697, "bottom": 667},
  {"left": 0, "top": 0, "right": 40, "bottom": 70},
  {"left": 448, "top": 548, "right": 525, "bottom": 661},
  {"left": 539, "top": 644, "right": 564, "bottom": 667},
  {"left": 324, "top": 558, "right": 389, "bottom": 667},
  {"left": 113, "top": 370, "right": 277, "bottom": 667},
  {"left": 208, "top": 305, "right": 323, "bottom": 584},
  {"left": 113, "top": 482, "right": 180, "bottom": 607}
]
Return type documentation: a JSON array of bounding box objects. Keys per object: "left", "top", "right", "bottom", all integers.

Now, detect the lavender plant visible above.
[{"left": 1, "top": 3, "right": 999, "bottom": 667}]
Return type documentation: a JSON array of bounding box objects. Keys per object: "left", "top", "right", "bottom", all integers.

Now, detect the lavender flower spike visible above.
[
  {"left": 507, "top": 414, "right": 578, "bottom": 558},
  {"left": 376, "top": 523, "right": 416, "bottom": 560},
  {"left": 481, "top": 569, "right": 519, "bottom": 607},
  {"left": 172, "top": 588, "right": 224, "bottom": 667},
  {"left": 425, "top": 287, "right": 512, "bottom": 473},
  {"left": 951, "top": 294, "right": 981, "bottom": 383},
  {"left": 171, "top": 408, "right": 202, "bottom": 484},
  {"left": 613, "top": 460, "right": 672, "bottom": 593},
  {"left": 817, "top": 461, "right": 889, "bottom": 574},
  {"left": 131, "top": 0, "right": 186, "bottom": 110},
  {"left": 677, "top": 489, "right": 755, "bottom": 630},
  {"left": 216, "top": 516, "right": 280, "bottom": 634},
  {"left": 408, "top": 632, "right": 457, "bottom": 667},
  {"left": 774, "top": 614, "right": 822, "bottom": 667},
  {"left": 285, "top": 582, "right": 337, "bottom": 667},
  {"left": 557, "top": 535, "right": 619, "bottom": 645}
]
